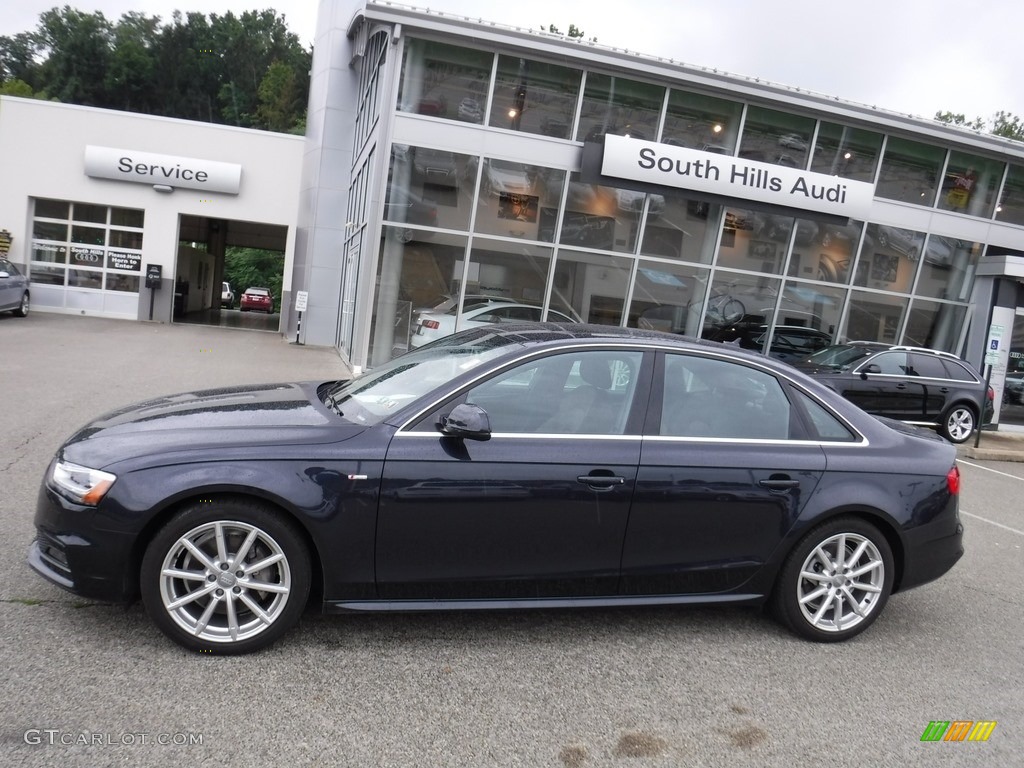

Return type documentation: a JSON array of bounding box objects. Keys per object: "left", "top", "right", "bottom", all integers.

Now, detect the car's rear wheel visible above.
[
  {"left": 940, "top": 403, "right": 976, "bottom": 443},
  {"left": 140, "top": 499, "right": 311, "bottom": 654},
  {"left": 772, "top": 517, "right": 893, "bottom": 642},
  {"left": 14, "top": 291, "right": 29, "bottom": 317}
]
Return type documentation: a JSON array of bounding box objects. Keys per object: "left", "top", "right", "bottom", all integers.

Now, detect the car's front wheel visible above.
[
  {"left": 14, "top": 291, "right": 29, "bottom": 317},
  {"left": 140, "top": 498, "right": 311, "bottom": 654},
  {"left": 772, "top": 517, "right": 893, "bottom": 642},
  {"left": 940, "top": 403, "right": 976, "bottom": 443}
]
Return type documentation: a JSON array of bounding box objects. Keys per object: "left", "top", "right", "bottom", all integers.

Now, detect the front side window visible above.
[
  {"left": 464, "top": 350, "right": 644, "bottom": 435},
  {"left": 659, "top": 354, "right": 791, "bottom": 440},
  {"left": 863, "top": 351, "right": 909, "bottom": 375}
]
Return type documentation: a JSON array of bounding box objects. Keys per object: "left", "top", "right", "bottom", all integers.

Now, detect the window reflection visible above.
[
  {"left": 914, "top": 237, "right": 980, "bottom": 302},
  {"left": 739, "top": 106, "right": 815, "bottom": 169},
  {"left": 937, "top": 150, "right": 1003, "bottom": 217},
  {"left": 397, "top": 39, "right": 493, "bottom": 121},
  {"left": 843, "top": 290, "right": 908, "bottom": 344},
  {"left": 855, "top": 223, "right": 925, "bottom": 292},
  {"left": 641, "top": 192, "right": 721, "bottom": 264},
  {"left": 810, "top": 122, "right": 882, "bottom": 183},
  {"left": 473, "top": 160, "right": 565, "bottom": 239},
  {"left": 788, "top": 219, "right": 863, "bottom": 285},
  {"left": 698, "top": 270, "right": 782, "bottom": 343},
  {"left": 995, "top": 164, "right": 1024, "bottom": 225},
  {"left": 661, "top": 90, "right": 742, "bottom": 154},
  {"left": 576, "top": 73, "right": 663, "bottom": 143},
  {"left": 716, "top": 206, "right": 785, "bottom": 275},
  {"left": 550, "top": 250, "right": 633, "bottom": 326},
  {"left": 387, "top": 143, "right": 474, "bottom": 233},
  {"left": 904, "top": 299, "right": 967, "bottom": 352},
  {"left": 876, "top": 136, "right": 944, "bottom": 206},
  {"left": 626, "top": 262, "right": 709, "bottom": 336},
  {"left": 489, "top": 56, "right": 581, "bottom": 138}
]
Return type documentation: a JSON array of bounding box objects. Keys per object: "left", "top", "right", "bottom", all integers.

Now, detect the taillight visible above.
[
  {"left": 946, "top": 465, "right": 960, "bottom": 495},
  {"left": 987, "top": 386, "right": 995, "bottom": 402},
  {"left": 422, "top": 319, "right": 440, "bottom": 329}
]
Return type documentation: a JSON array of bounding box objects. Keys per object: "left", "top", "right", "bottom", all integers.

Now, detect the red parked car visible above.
[{"left": 240, "top": 287, "right": 274, "bottom": 313}]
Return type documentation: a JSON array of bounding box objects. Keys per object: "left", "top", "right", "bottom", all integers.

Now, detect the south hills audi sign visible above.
[
  {"left": 600, "top": 135, "right": 875, "bottom": 219},
  {"left": 84, "top": 146, "right": 242, "bottom": 194}
]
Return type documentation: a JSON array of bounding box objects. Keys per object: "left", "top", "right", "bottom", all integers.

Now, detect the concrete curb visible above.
[{"left": 956, "top": 432, "right": 1024, "bottom": 462}]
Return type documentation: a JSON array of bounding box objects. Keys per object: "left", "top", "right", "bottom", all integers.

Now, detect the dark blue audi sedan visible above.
[{"left": 29, "top": 324, "right": 963, "bottom": 654}]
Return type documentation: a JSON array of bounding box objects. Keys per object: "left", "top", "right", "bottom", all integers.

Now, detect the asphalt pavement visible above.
[{"left": 1, "top": 312, "right": 1023, "bottom": 768}]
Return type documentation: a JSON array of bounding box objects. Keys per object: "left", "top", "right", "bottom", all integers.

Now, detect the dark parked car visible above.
[
  {"left": 30, "top": 325, "right": 964, "bottom": 654},
  {"left": 0, "top": 257, "right": 30, "bottom": 317},
  {"left": 791, "top": 343, "right": 993, "bottom": 443},
  {"left": 705, "top": 321, "right": 832, "bottom": 362}
]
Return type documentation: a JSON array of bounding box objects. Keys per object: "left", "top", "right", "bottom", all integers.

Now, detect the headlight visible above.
[{"left": 50, "top": 459, "right": 116, "bottom": 506}]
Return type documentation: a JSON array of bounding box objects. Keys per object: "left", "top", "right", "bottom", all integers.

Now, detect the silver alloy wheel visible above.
[
  {"left": 157, "top": 520, "right": 292, "bottom": 644},
  {"left": 795, "top": 532, "right": 885, "bottom": 633},
  {"left": 944, "top": 406, "right": 974, "bottom": 443},
  {"left": 16, "top": 292, "right": 29, "bottom": 316}
]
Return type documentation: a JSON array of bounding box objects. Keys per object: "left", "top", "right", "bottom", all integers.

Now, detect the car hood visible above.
[{"left": 60, "top": 381, "right": 363, "bottom": 468}]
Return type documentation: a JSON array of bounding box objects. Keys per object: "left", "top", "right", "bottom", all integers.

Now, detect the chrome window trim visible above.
[{"left": 394, "top": 431, "right": 643, "bottom": 441}]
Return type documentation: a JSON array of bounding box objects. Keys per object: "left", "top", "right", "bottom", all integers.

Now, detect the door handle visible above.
[
  {"left": 577, "top": 474, "right": 625, "bottom": 488},
  {"left": 758, "top": 478, "right": 801, "bottom": 490},
  {"left": 895, "top": 383, "right": 907, "bottom": 390}
]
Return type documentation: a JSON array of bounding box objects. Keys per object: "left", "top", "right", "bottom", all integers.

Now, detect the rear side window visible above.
[
  {"left": 659, "top": 354, "right": 791, "bottom": 439},
  {"left": 792, "top": 390, "right": 857, "bottom": 442},
  {"left": 908, "top": 354, "right": 947, "bottom": 379},
  {"left": 941, "top": 359, "right": 977, "bottom": 382}
]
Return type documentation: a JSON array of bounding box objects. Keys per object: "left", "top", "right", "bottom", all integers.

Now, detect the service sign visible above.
[
  {"left": 601, "top": 135, "right": 875, "bottom": 220},
  {"left": 84, "top": 146, "right": 242, "bottom": 194}
]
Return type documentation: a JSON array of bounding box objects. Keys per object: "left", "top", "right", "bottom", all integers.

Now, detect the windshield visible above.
[
  {"left": 802, "top": 344, "right": 876, "bottom": 370},
  {"left": 322, "top": 329, "right": 522, "bottom": 425}
]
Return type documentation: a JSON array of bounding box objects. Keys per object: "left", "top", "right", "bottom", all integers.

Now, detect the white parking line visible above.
[
  {"left": 958, "top": 459, "right": 1024, "bottom": 482},
  {"left": 961, "top": 511, "right": 1024, "bottom": 537}
]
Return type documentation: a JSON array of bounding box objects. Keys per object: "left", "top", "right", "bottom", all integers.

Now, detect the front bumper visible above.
[{"left": 28, "top": 482, "right": 138, "bottom": 603}]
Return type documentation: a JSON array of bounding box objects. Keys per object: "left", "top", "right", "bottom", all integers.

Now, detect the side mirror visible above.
[
  {"left": 440, "top": 403, "right": 491, "bottom": 441},
  {"left": 0, "top": 271, "right": 9, "bottom": 279},
  {"left": 860, "top": 363, "right": 881, "bottom": 380}
]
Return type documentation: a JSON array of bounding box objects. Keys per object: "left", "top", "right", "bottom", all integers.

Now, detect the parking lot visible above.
[{"left": 1, "top": 312, "right": 1022, "bottom": 767}]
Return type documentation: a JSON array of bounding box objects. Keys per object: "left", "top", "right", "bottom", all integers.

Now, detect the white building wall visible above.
[{"left": 0, "top": 96, "right": 304, "bottom": 322}]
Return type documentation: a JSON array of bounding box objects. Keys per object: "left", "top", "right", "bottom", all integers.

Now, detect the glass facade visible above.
[{"left": 360, "top": 33, "right": 1022, "bottom": 366}]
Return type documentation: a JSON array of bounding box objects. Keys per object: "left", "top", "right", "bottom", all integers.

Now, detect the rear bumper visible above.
[{"left": 898, "top": 514, "right": 964, "bottom": 592}]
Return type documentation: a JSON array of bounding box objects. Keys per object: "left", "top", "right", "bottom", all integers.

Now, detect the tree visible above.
[
  {"left": 544, "top": 23, "right": 596, "bottom": 42},
  {"left": 105, "top": 12, "right": 160, "bottom": 112},
  {"left": 34, "top": 6, "right": 114, "bottom": 106},
  {"left": 224, "top": 246, "right": 284, "bottom": 305},
  {"left": 935, "top": 109, "right": 1024, "bottom": 142},
  {"left": 256, "top": 60, "right": 303, "bottom": 133}
]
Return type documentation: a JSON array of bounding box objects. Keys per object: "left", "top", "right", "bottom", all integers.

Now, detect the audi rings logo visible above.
[{"left": 72, "top": 251, "right": 102, "bottom": 263}]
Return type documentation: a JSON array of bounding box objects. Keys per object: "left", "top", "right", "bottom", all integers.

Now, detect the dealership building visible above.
[{"left": 2, "top": 0, "right": 1024, "bottom": 424}]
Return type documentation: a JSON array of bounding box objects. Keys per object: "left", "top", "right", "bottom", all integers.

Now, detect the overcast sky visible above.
[{"left": 4, "top": 0, "right": 1023, "bottom": 123}]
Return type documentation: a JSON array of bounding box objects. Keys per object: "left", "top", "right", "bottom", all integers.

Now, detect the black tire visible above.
[
  {"left": 940, "top": 403, "right": 976, "bottom": 444},
  {"left": 14, "top": 291, "right": 29, "bottom": 317},
  {"left": 771, "top": 516, "right": 893, "bottom": 642},
  {"left": 140, "top": 498, "right": 311, "bottom": 654}
]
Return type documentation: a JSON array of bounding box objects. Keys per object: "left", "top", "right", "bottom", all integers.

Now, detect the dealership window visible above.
[
  {"left": 995, "top": 164, "right": 1024, "bottom": 226},
  {"left": 716, "top": 206, "right": 788, "bottom": 275},
  {"left": 875, "top": 137, "right": 945, "bottom": 206},
  {"left": 641, "top": 192, "right": 721, "bottom": 265},
  {"left": 488, "top": 56, "right": 581, "bottom": 139},
  {"left": 550, "top": 249, "right": 633, "bottom": 326},
  {"left": 810, "top": 122, "right": 882, "bottom": 184},
  {"left": 843, "top": 290, "right": 908, "bottom": 344},
  {"left": 738, "top": 106, "right": 815, "bottom": 169},
  {"left": 472, "top": 159, "right": 566, "bottom": 240},
  {"left": 626, "top": 261, "right": 709, "bottom": 337},
  {"left": 903, "top": 299, "right": 968, "bottom": 352},
  {"left": 557, "top": 174, "right": 638, "bottom": 254},
  {"left": 460, "top": 238, "right": 555, "bottom": 317},
  {"left": 854, "top": 223, "right": 926, "bottom": 294},
  {"left": 935, "top": 150, "right": 1003, "bottom": 217},
  {"left": 575, "top": 73, "right": 663, "bottom": 143},
  {"left": 661, "top": 90, "right": 743, "bottom": 154},
  {"left": 913, "top": 236, "right": 979, "bottom": 302},
  {"left": 396, "top": 39, "right": 493, "bottom": 122},
  {"left": 387, "top": 143, "right": 475, "bottom": 234},
  {"left": 788, "top": 219, "right": 864, "bottom": 285},
  {"left": 698, "top": 269, "right": 782, "bottom": 343},
  {"left": 369, "top": 228, "right": 469, "bottom": 366},
  {"left": 30, "top": 199, "right": 144, "bottom": 294}
]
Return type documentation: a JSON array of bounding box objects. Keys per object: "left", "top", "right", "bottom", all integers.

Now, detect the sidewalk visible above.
[{"left": 958, "top": 428, "right": 1024, "bottom": 462}]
